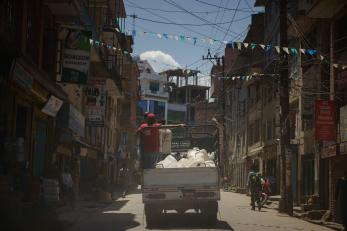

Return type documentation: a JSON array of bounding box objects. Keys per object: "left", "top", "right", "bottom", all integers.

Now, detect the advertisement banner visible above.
[
  {"left": 315, "top": 100, "right": 336, "bottom": 141},
  {"left": 68, "top": 104, "right": 85, "bottom": 137},
  {"left": 60, "top": 28, "right": 92, "bottom": 84},
  {"left": 12, "top": 62, "right": 33, "bottom": 92},
  {"left": 86, "top": 79, "right": 106, "bottom": 126},
  {"left": 41, "top": 95, "right": 63, "bottom": 117},
  {"left": 340, "top": 105, "right": 347, "bottom": 142}
]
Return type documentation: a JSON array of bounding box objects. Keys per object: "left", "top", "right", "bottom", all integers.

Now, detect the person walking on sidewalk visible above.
[
  {"left": 61, "top": 166, "right": 75, "bottom": 209},
  {"left": 119, "top": 163, "right": 130, "bottom": 198},
  {"left": 335, "top": 169, "right": 347, "bottom": 231},
  {"left": 247, "top": 166, "right": 262, "bottom": 211}
]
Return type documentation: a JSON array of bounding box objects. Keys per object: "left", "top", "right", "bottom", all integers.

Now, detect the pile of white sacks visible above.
[{"left": 156, "top": 147, "right": 216, "bottom": 168}]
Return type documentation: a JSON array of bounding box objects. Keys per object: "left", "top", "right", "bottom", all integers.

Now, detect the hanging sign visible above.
[
  {"left": 86, "top": 79, "right": 106, "bottom": 126},
  {"left": 59, "top": 28, "right": 92, "bottom": 84},
  {"left": 340, "top": 105, "right": 347, "bottom": 142},
  {"left": 41, "top": 95, "right": 63, "bottom": 117},
  {"left": 315, "top": 100, "right": 336, "bottom": 141},
  {"left": 12, "top": 62, "right": 33, "bottom": 92}
]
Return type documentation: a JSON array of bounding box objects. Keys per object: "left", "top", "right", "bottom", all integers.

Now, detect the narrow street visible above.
[{"left": 66, "top": 189, "right": 331, "bottom": 231}]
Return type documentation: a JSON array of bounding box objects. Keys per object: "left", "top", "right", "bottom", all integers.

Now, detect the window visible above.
[
  {"left": 254, "top": 119, "right": 260, "bottom": 143},
  {"left": 256, "top": 85, "right": 260, "bottom": 102},
  {"left": 149, "top": 82, "right": 159, "bottom": 93},
  {"left": 267, "top": 119, "right": 272, "bottom": 140},
  {"left": 149, "top": 100, "right": 166, "bottom": 121},
  {"left": 26, "top": 0, "right": 40, "bottom": 63}
]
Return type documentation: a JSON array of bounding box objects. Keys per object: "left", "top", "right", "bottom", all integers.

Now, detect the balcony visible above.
[
  {"left": 305, "top": 0, "right": 347, "bottom": 19},
  {"left": 141, "top": 89, "right": 169, "bottom": 99},
  {"left": 44, "top": 0, "right": 82, "bottom": 23}
]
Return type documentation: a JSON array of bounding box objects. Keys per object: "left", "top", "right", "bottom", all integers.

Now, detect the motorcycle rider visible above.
[{"left": 248, "top": 167, "right": 262, "bottom": 210}]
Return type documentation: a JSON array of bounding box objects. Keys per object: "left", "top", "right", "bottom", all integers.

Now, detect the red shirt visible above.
[{"left": 137, "top": 123, "right": 161, "bottom": 152}]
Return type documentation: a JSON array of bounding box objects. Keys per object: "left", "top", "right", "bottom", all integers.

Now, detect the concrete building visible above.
[
  {"left": 0, "top": 0, "right": 138, "bottom": 210},
  {"left": 137, "top": 60, "right": 168, "bottom": 124}
]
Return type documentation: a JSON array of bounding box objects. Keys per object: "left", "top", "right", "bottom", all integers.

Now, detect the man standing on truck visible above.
[{"left": 137, "top": 113, "right": 162, "bottom": 168}]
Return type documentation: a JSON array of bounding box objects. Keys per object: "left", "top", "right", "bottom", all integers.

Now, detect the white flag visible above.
[
  {"left": 282, "top": 47, "right": 289, "bottom": 54},
  {"left": 275, "top": 46, "right": 280, "bottom": 54}
]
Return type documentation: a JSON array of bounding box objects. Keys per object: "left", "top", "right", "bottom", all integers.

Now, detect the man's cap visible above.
[{"left": 147, "top": 113, "right": 155, "bottom": 118}]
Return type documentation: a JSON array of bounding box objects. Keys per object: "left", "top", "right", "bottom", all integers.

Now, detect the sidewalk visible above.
[{"left": 265, "top": 195, "right": 344, "bottom": 231}]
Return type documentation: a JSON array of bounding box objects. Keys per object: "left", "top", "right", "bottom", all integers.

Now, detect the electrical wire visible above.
[
  {"left": 162, "top": 0, "right": 245, "bottom": 39},
  {"left": 135, "top": 15, "right": 251, "bottom": 26},
  {"left": 125, "top": 3, "right": 257, "bottom": 14},
  {"left": 126, "top": 0, "right": 229, "bottom": 48},
  {"left": 194, "top": 0, "right": 263, "bottom": 13}
]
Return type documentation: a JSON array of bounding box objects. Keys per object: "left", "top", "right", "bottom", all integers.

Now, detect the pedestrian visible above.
[
  {"left": 335, "top": 169, "right": 347, "bottom": 231},
  {"left": 137, "top": 113, "right": 162, "bottom": 168},
  {"left": 247, "top": 166, "right": 262, "bottom": 210},
  {"left": 119, "top": 163, "right": 130, "bottom": 198},
  {"left": 61, "top": 166, "right": 75, "bottom": 209},
  {"left": 247, "top": 166, "right": 256, "bottom": 196}
]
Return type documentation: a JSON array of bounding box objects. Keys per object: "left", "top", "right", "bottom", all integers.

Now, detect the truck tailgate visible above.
[{"left": 143, "top": 167, "right": 219, "bottom": 188}]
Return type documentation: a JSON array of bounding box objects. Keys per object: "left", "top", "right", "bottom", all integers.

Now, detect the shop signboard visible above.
[
  {"left": 41, "top": 95, "right": 64, "bottom": 117},
  {"left": 68, "top": 104, "right": 85, "bottom": 137},
  {"left": 340, "top": 105, "right": 347, "bottom": 142},
  {"left": 86, "top": 79, "right": 106, "bottom": 126},
  {"left": 302, "top": 95, "right": 315, "bottom": 119},
  {"left": 12, "top": 62, "right": 33, "bottom": 92},
  {"left": 315, "top": 100, "right": 336, "bottom": 141},
  {"left": 59, "top": 28, "right": 92, "bottom": 84}
]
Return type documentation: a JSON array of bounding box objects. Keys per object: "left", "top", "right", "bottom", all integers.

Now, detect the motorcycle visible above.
[{"left": 259, "top": 178, "right": 271, "bottom": 207}]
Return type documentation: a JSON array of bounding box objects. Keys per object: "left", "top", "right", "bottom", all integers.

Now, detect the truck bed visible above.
[{"left": 143, "top": 167, "right": 219, "bottom": 188}]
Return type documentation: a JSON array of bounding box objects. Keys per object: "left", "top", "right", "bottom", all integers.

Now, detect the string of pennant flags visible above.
[
  {"left": 89, "top": 27, "right": 347, "bottom": 83},
  {"left": 212, "top": 73, "right": 280, "bottom": 81},
  {"left": 123, "top": 29, "right": 347, "bottom": 70}
]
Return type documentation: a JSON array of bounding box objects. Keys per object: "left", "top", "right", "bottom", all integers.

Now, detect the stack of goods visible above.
[
  {"left": 42, "top": 178, "right": 60, "bottom": 201},
  {"left": 156, "top": 147, "right": 216, "bottom": 168}
]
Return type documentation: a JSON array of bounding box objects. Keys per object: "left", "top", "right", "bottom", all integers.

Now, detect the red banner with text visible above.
[{"left": 315, "top": 100, "right": 336, "bottom": 141}]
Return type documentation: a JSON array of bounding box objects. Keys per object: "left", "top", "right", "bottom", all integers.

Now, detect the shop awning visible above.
[{"left": 248, "top": 146, "right": 263, "bottom": 157}]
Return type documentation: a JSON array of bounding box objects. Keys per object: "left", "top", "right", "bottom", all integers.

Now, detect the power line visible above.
[
  {"left": 126, "top": 0, "right": 226, "bottom": 47},
  {"left": 125, "top": 3, "right": 257, "bottom": 14},
  {"left": 135, "top": 15, "right": 251, "bottom": 26},
  {"left": 162, "top": 0, "right": 245, "bottom": 40},
  {"left": 194, "top": 0, "right": 262, "bottom": 13}
]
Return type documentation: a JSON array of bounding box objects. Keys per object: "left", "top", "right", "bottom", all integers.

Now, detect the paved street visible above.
[{"left": 66, "top": 189, "right": 332, "bottom": 231}]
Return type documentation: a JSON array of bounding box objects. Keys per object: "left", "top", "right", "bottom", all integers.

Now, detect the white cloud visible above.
[{"left": 140, "top": 50, "right": 180, "bottom": 72}]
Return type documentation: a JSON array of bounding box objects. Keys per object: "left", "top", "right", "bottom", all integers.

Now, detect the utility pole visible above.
[
  {"left": 203, "top": 49, "right": 226, "bottom": 175},
  {"left": 128, "top": 14, "right": 138, "bottom": 37},
  {"left": 202, "top": 49, "right": 225, "bottom": 111},
  {"left": 279, "top": 0, "right": 293, "bottom": 215}
]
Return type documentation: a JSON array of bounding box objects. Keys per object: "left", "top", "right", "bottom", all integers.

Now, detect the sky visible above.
[{"left": 124, "top": 0, "right": 263, "bottom": 83}]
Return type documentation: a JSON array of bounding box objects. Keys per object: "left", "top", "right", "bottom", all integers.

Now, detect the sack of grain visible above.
[{"left": 156, "top": 155, "right": 178, "bottom": 168}]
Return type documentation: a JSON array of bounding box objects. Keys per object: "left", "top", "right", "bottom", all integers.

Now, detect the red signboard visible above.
[{"left": 315, "top": 100, "right": 336, "bottom": 141}]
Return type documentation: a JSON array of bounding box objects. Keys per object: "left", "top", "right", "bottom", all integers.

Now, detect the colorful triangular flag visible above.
[
  {"left": 250, "top": 43, "right": 257, "bottom": 49},
  {"left": 290, "top": 48, "right": 298, "bottom": 55},
  {"left": 259, "top": 44, "right": 265, "bottom": 50},
  {"left": 243, "top": 43, "right": 249, "bottom": 48},
  {"left": 300, "top": 48, "right": 306, "bottom": 54},
  {"left": 282, "top": 47, "right": 289, "bottom": 54},
  {"left": 275, "top": 46, "right": 280, "bottom": 54}
]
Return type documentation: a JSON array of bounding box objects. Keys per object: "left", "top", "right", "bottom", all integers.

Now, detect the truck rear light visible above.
[
  {"left": 147, "top": 193, "right": 166, "bottom": 199},
  {"left": 195, "top": 192, "right": 215, "bottom": 197}
]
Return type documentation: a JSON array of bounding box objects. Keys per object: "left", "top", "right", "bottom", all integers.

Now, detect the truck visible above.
[{"left": 141, "top": 125, "right": 220, "bottom": 226}]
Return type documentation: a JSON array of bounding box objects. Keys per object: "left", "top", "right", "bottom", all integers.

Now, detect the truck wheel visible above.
[
  {"left": 203, "top": 202, "right": 218, "bottom": 226},
  {"left": 145, "top": 205, "right": 161, "bottom": 227},
  {"left": 145, "top": 205, "right": 154, "bottom": 227},
  {"left": 207, "top": 212, "right": 217, "bottom": 226}
]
